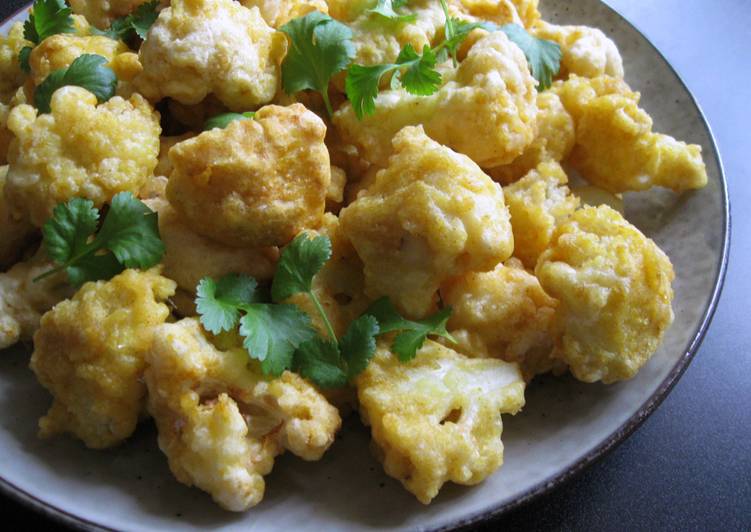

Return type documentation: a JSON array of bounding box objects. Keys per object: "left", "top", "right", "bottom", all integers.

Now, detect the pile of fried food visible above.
[{"left": 0, "top": 0, "right": 707, "bottom": 511}]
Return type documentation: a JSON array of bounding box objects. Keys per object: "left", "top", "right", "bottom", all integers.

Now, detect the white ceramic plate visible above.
[{"left": 0, "top": 1, "right": 729, "bottom": 530}]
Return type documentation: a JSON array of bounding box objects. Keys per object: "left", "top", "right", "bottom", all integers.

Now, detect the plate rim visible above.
[{"left": 0, "top": 1, "right": 731, "bottom": 531}]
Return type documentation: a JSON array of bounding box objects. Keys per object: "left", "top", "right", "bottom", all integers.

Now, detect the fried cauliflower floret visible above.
[
  {"left": 168, "top": 104, "right": 331, "bottom": 248},
  {"left": 70, "top": 0, "right": 167, "bottom": 30},
  {"left": 145, "top": 318, "right": 341, "bottom": 511},
  {"left": 486, "top": 91, "right": 575, "bottom": 184},
  {"left": 286, "top": 214, "right": 369, "bottom": 337},
  {"left": 442, "top": 259, "right": 559, "bottom": 379},
  {"left": 326, "top": 0, "right": 373, "bottom": 21},
  {"left": 533, "top": 21, "right": 624, "bottom": 79},
  {"left": 504, "top": 161, "right": 580, "bottom": 268},
  {"left": 555, "top": 75, "right": 708, "bottom": 193},
  {"left": 0, "top": 22, "right": 30, "bottom": 104},
  {"left": 28, "top": 34, "right": 128, "bottom": 87},
  {"left": 536, "top": 205, "right": 675, "bottom": 384},
  {"left": 450, "top": 0, "right": 540, "bottom": 27},
  {"left": 357, "top": 340, "right": 525, "bottom": 504},
  {"left": 147, "top": 197, "right": 278, "bottom": 294},
  {"left": 0, "top": 166, "right": 35, "bottom": 269},
  {"left": 29, "top": 270, "right": 175, "bottom": 448},
  {"left": 340, "top": 126, "right": 513, "bottom": 318},
  {"left": 0, "top": 250, "right": 71, "bottom": 349},
  {"left": 334, "top": 32, "right": 537, "bottom": 168},
  {"left": 240, "top": 0, "right": 328, "bottom": 27},
  {"left": 5, "top": 87, "right": 161, "bottom": 226},
  {"left": 134, "top": 0, "right": 287, "bottom": 111}
]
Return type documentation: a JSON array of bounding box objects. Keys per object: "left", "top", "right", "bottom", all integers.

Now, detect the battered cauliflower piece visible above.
[
  {"left": 29, "top": 270, "right": 175, "bottom": 448},
  {"left": 326, "top": 0, "right": 373, "bottom": 21},
  {"left": 486, "top": 91, "right": 575, "bottom": 185},
  {"left": 357, "top": 340, "right": 525, "bottom": 504},
  {"left": 340, "top": 126, "right": 513, "bottom": 318},
  {"left": 533, "top": 21, "right": 624, "bottom": 79},
  {"left": 0, "top": 250, "right": 71, "bottom": 350},
  {"left": 147, "top": 198, "right": 278, "bottom": 293},
  {"left": 145, "top": 318, "right": 341, "bottom": 511},
  {"left": 0, "top": 166, "right": 35, "bottom": 269},
  {"left": 70, "top": 0, "right": 167, "bottom": 30},
  {"left": 0, "top": 22, "right": 30, "bottom": 104},
  {"left": 4, "top": 86, "right": 161, "bottom": 226},
  {"left": 240, "top": 0, "right": 328, "bottom": 27},
  {"left": 286, "top": 214, "right": 369, "bottom": 337},
  {"left": 167, "top": 104, "right": 331, "bottom": 248},
  {"left": 450, "top": 0, "right": 541, "bottom": 27},
  {"left": 504, "top": 161, "right": 580, "bottom": 268},
  {"left": 134, "top": 0, "right": 287, "bottom": 111},
  {"left": 555, "top": 75, "right": 708, "bottom": 193},
  {"left": 535, "top": 205, "right": 675, "bottom": 383},
  {"left": 441, "top": 259, "right": 559, "bottom": 379},
  {"left": 334, "top": 32, "right": 538, "bottom": 168},
  {"left": 28, "top": 34, "right": 128, "bottom": 87}
]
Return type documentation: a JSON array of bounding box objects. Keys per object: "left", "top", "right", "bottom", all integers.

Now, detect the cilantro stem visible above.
[
  {"left": 32, "top": 263, "right": 67, "bottom": 283},
  {"left": 307, "top": 290, "right": 338, "bottom": 343},
  {"left": 321, "top": 89, "right": 334, "bottom": 117},
  {"left": 438, "top": 0, "right": 458, "bottom": 67},
  {"left": 32, "top": 240, "right": 101, "bottom": 283}
]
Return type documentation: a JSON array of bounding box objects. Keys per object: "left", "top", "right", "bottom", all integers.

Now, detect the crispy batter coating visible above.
[
  {"left": 286, "top": 213, "right": 369, "bottom": 337},
  {"left": 145, "top": 318, "right": 341, "bottom": 511},
  {"left": 28, "top": 34, "right": 129, "bottom": 87},
  {"left": 357, "top": 340, "right": 525, "bottom": 504},
  {"left": 442, "top": 259, "right": 559, "bottom": 379},
  {"left": 535, "top": 205, "right": 675, "bottom": 383},
  {"left": 504, "top": 161, "right": 579, "bottom": 268},
  {"left": 240, "top": 0, "right": 328, "bottom": 27},
  {"left": 70, "top": 0, "right": 167, "bottom": 30},
  {"left": 0, "top": 250, "right": 71, "bottom": 350},
  {"left": 486, "top": 91, "right": 575, "bottom": 185},
  {"left": 134, "top": 0, "right": 287, "bottom": 111},
  {"left": 326, "top": 0, "right": 373, "bottom": 21},
  {"left": 334, "top": 32, "right": 538, "bottom": 168},
  {"left": 450, "top": 0, "right": 540, "bottom": 27},
  {"left": 340, "top": 126, "right": 513, "bottom": 318},
  {"left": 5, "top": 86, "right": 161, "bottom": 226},
  {"left": 0, "top": 22, "right": 30, "bottom": 104},
  {"left": 147, "top": 197, "right": 278, "bottom": 293},
  {"left": 555, "top": 75, "right": 708, "bottom": 193},
  {"left": 0, "top": 166, "right": 35, "bottom": 269},
  {"left": 533, "top": 21, "right": 624, "bottom": 79},
  {"left": 30, "top": 270, "right": 175, "bottom": 448},
  {"left": 167, "top": 104, "right": 331, "bottom": 248}
]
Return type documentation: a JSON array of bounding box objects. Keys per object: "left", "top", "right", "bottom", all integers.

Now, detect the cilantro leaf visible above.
[
  {"left": 271, "top": 233, "right": 332, "bottom": 302},
  {"left": 23, "top": 0, "right": 75, "bottom": 45},
  {"left": 91, "top": 0, "right": 159, "bottom": 42},
  {"left": 367, "top": 0, "right": 417, "bottom": 23},
  {"left": 437, "top": 18, "right": 495, "bottom": 64},
  {"left": 19, "top": 46, "right": 33, "bottom": 74},
  {"left": 240, "top": 304, "right": 315, "bottom": 376},
  {"left": 34, "top": 54, "right": 117, "bottom": 113},
  {"left": 280, "top": 12, "right": 355, "bottom": 116},
  {"left": 294, "top": 337, "right": 348, "bottom": 388},
  {"left": 340, "top": 314, "right": 379, "bottom": 379},
  {"left": 196, "top": 274, "right": 257, "bottom": 335},
  {"left": 95, "top": 191, "right": 165, "bottom": 269},
  {"left": 366, "top": 297, "right": 455, "bottom": 361},
  {"left": 203, "top": 112, "right": 255, "bottom": 131},
  {"left": 35, "top": 192, "right": 165, "bottom": 286},
  {"left": 42, "top": 197, "right": 99, "bottom": 266},
  {"left": 499, "top": 24, "right": 561, "bottom": 91},
  {"left": 345, "top": 43, "right": 441, "bottom": 120}
]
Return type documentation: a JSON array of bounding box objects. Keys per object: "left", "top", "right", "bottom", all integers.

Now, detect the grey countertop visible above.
[{"left": 2, "top": 0, "right": 750, "bottom": 530}]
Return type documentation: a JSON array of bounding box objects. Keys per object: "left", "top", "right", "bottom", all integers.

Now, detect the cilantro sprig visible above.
[
  {"left": 366, "top": 297, "right": 455, "bottom": 361},
  {"left": 367, "top": 0, "right": 416, "bottom": 23},
  {"left": 280, "top": 11, "right": 355, "bottom": 116},
  {"left": 498, "top": 23, "right": 561, "bottom": 91},
  {"left": 19, "top": 0, "right": 76, "bottom": 73},
  {"left": 91, "top": 0, "right": 159, "bottom": 42},
  {"left": 34, "top": 54, "right": 117, "bottom": 113},
  {"left": 203, "top": 111, "right": 255, "bottom": 131},
  {"left": 35, "top": 192, "right": 166, "bottom": 286}
]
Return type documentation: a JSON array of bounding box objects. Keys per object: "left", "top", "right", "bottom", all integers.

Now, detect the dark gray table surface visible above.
[{"left": 1, "top": 0, "right": 749, "bottom": 530}]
